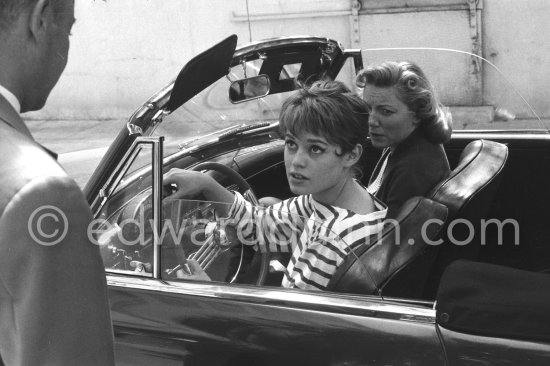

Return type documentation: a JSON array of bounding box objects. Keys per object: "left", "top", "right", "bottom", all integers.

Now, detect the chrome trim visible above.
[
  {"left": 93, "top": 137, "right": 161, "bottom": 218},
  {"left": 151, "top": 109, "right": 169, "bottom": 128},
  {"left": 107, "top": 268, "right": 152, "bottom": 278},
  {"left": 152, "top": 137, "right": 164, "bottom": 279},
  {"left": 126, "top": 83, "right": 174, "bottom": 137},
  {"left": 93, "top": 145, "right": 144, "bottom": 215},
  {"left": 233, "top": 36, "right": 343, "bottom": 59},
  {"left": 98, "top": 133, "right": 233, "bottom": 203},
  {"left": 107, "top": 275, "right": 435, "bottom": 324},
  {"left": 126, "top": 123, "right": 143, "bottom": 135},
  {"left": 228, "top": 76, "right": 271, "bottom": 104},
  {"left": 451, "top": 130, "right": 550, "bottom": 140}
]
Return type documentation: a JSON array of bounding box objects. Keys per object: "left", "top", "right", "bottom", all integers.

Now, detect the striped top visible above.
[{"left": 227, "top": 190, "right": 387, "bottom": 291}]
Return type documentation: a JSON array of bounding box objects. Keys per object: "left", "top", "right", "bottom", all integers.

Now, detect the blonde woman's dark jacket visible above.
[{"left": 369, "top": 128, "right": 450, "bottom": 218}]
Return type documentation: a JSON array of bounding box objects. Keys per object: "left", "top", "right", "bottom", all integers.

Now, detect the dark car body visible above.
[{"left": 80, "top": 35, "right": 550, "bottom": 365}]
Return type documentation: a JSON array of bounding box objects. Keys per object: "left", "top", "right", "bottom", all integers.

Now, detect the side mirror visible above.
[{"left": 229, "top": 75, "right": 270, "bottom": 104}]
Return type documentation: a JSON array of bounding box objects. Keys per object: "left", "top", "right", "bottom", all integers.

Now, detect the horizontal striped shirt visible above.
[{"left": 227, "top": 191, "right": 387, "bottom": 291}]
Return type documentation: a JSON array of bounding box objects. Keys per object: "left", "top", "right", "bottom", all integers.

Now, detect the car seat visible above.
[
  {"left": 328, "top": 139, "right": 508, "bottom": 299},
  {"left": 422, "top": 139, "right": 509, "bottom": 298},
  {"left": 326, "top": 196, "right": 447, "bottom": 297}
]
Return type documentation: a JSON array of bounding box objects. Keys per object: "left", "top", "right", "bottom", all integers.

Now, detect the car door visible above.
[
  {"left": 92, "top": 135, "right": 446, "bottom": 366},
  {"left": 434, "top": 261, "right": 550, "bottom": 365}
]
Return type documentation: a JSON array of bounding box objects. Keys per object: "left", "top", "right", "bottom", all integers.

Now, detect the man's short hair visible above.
[{"left": 0, "top": 0, "right": 64, "bottom": 31}]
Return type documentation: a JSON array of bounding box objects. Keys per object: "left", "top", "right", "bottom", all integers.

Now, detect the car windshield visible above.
[
  {"left": 152, "top": 47, "right": 544, "bottom": 162},
  {"left": 153, "top": 68, "right": 293, "bottom": 158},
  {"left": 61, "top": 46, "right": 545, "bottom": 189},
  {"left": 359, "top": 48, "right": 544, "bottom": 130}
]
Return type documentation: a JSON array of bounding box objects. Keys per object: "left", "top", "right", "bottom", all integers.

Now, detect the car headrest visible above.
[
  {"left": 327, "top": 196, "right": 447, "bottom": 296},
  {"left": 430, "top": 139, "right": 508, "bottom": 218}
]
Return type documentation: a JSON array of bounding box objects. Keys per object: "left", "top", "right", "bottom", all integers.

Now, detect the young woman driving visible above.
[{"left": 164, "top": 80, "right": 387, "bottom": 291}]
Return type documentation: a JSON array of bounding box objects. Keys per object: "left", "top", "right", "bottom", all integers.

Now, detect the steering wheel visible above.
[
  {"left": 193, "top": 162, "right": 259, "bottom": 205},
  {"left": 169, "top": 162, "right": 269, "bottom": 286}
]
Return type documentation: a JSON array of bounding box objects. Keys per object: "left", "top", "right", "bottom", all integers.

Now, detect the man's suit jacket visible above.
[
  {"left": 0, "top": 95, "right": 115, "bottom": 365},
  {"left": 369, "top": 128, "right": 450, "bottom": 218}
]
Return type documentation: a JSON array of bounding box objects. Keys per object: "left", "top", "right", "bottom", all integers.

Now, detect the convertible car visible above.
[{"left": 78, "top": 35, "right": 550, "bottom": 365}]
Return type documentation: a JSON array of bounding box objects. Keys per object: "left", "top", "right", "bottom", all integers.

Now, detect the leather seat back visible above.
[
  {"left": 328, "top": 139, "right": 508, "bottom": 299},
  {"left": 327, "top": 196, "right": 447, "bottom": 297},
  {"left": 423, "top": 139, "right": 509, "bottom": 298},
  {"left": 430, "top": 139, "right": 508, "bottom": 217}
]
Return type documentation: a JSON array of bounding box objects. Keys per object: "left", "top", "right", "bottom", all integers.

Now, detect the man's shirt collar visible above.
[
  {"left": 0, "top": 84, "right": 21, "bottom": 113},
  {"left": 0, "top": 86, "right": 32, "bottom": 138}
]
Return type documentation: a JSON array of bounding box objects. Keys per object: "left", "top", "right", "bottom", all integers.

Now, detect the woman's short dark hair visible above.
[
  {"left": 356, "top": 61, "right": 452, "bottom": 144},
  {"left": 279, "top": 80, "right": 369, "bottom": 176}
]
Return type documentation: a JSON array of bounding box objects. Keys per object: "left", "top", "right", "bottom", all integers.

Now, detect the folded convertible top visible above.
[{"left": 436, "top": 260, "right": 550, "bottom": 343}]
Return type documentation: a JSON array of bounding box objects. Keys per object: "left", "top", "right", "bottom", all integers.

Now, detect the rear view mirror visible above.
[{"left": 229, "top": 75, "right": 270, "bottom": 104}]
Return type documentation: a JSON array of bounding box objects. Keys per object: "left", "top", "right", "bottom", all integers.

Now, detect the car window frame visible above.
[{"left": 93, "top": 136, "right": 164, "bottom": 279}]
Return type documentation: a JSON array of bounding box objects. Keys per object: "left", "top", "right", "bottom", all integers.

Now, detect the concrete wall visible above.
[
  {"left": 26, "top": 0, "right": 257, "bottom": 120},
  {"left": 24, "top": 0, "right": 550, "bottom": 121},
  {"left": 483, "top": 0, "right": 550, "bottom": 118}
]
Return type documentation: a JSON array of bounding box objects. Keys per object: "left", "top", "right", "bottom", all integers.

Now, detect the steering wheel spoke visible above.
[
  {"left": 177, "top": 162, "right": 268, "bottom": 285},
  {"left": 191, "top": 234, "right": 221, "bottom": 270}
]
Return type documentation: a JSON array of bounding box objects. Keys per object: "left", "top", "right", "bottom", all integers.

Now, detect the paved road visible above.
[
  {"left": 27, "top": 119, "right": 126, "bottom": 188},
  {"left": 27, "top": 119, "right": 125, "bottom": 154}
]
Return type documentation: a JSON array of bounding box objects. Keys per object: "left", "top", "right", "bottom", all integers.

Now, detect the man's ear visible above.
[
  {"left": 28, "top": 0, "right": 51, "bottom": 41},
  {"left": 344, "top": 144, "right": 363, "bottom": 167}
]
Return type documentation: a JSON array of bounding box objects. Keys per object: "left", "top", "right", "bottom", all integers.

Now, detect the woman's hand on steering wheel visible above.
[
  {"left": 163, "top": 162, "right": 267, "bottom": 286},
  {"left": 163, "top": 166, "right": 237, "bottom": 217},
  {"left": 163, "top": 168, "right": 211, "bottom": 200}
]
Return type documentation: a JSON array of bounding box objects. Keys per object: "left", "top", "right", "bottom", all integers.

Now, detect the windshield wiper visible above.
[
  {"left": 177, "top": 122, "right": 276, "bottom": 152},
  {"left": 218, "top": 122, "right": 272, "bottom": 140}
]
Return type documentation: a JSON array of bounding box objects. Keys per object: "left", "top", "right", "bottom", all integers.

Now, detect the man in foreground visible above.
[{"left": 0, "top": 0, "right": 115, "bottom": 364}]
